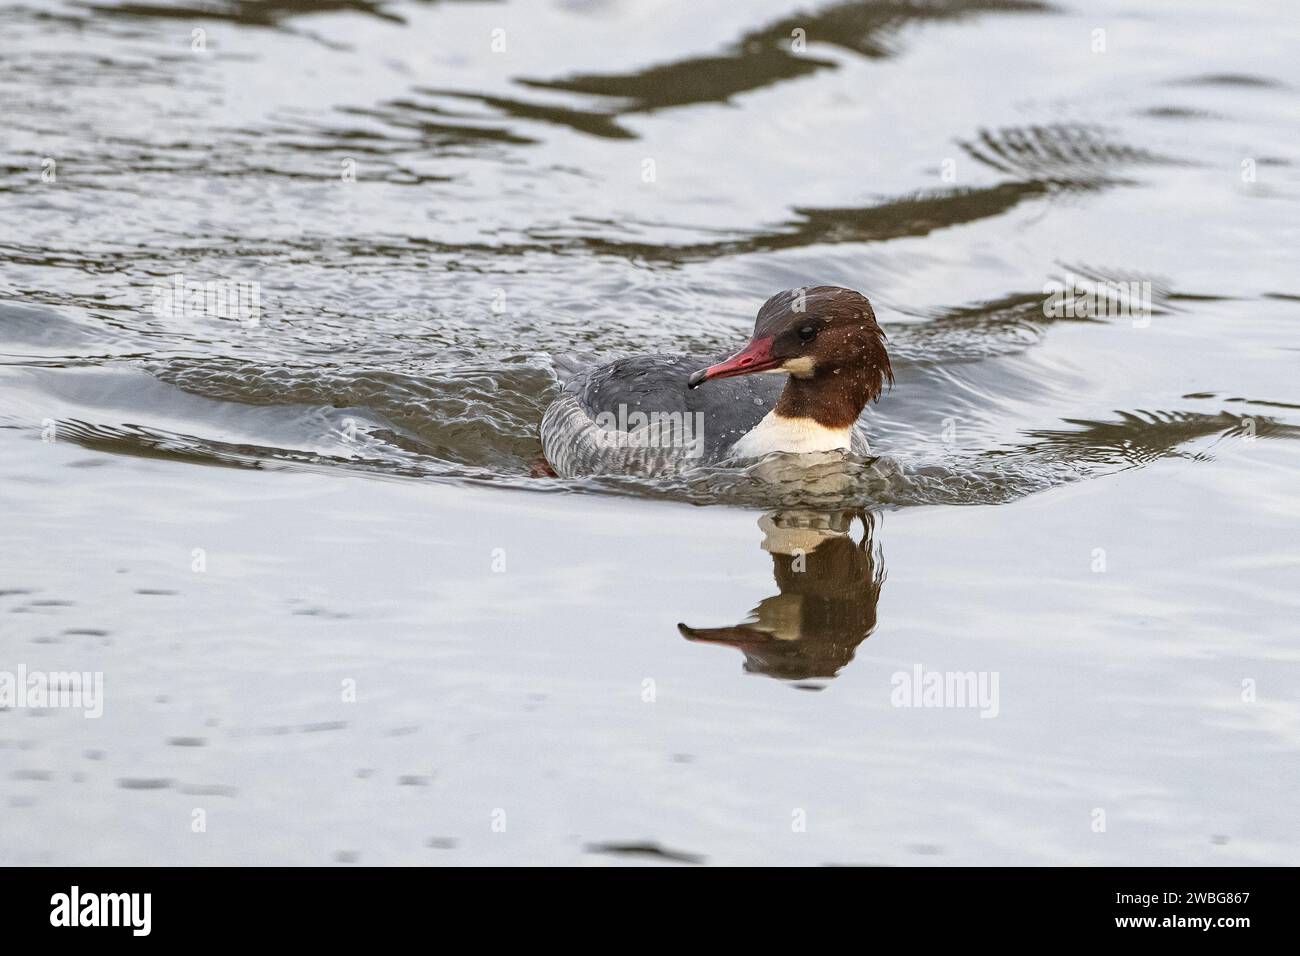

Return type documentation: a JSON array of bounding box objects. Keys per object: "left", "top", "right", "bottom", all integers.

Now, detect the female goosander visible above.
[{"left": 541, "top": 286, "right": 892, "bottom": 477}]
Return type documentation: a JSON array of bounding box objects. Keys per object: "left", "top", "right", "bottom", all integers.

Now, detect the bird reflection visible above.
[{"left": 678, "top": 510, "right": 885, "bottom": 681}]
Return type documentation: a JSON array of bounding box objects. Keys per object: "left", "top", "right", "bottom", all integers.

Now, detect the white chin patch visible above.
[{"left": 780, "top": 356, "right": 816, "bottom": 378}]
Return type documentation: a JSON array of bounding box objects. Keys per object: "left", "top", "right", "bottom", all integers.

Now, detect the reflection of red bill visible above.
[
  {"left": 677, "top": 622, "right": 776, "bottom": 649},
  {"left": 687, "top": 336, "right": 777, "bottom": 388}
]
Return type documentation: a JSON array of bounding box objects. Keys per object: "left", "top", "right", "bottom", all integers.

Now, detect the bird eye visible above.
[{"left": 798, "top": 325, "right": 817, "bottom": 343}]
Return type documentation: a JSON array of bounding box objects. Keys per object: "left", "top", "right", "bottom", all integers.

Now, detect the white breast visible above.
[{"left": 729, "top": 411, "right": 855, "bottom": 459}]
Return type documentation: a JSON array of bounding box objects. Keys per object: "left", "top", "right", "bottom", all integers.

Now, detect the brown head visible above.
[{"left": 687, "top": 286, "right": 893, "bottom": 429}]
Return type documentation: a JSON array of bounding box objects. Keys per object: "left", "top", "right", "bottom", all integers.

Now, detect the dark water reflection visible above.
[
  {"left": 79, "top": 0, "right": 412, "bottom": 28},
  {"left": 521, "top": 0, "right": 1050, "bottom": 115}
]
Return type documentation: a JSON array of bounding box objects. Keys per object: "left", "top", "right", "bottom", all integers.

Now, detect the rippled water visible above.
[{"left": 2, "top": 0, "right": 1298, "bottom": 864}]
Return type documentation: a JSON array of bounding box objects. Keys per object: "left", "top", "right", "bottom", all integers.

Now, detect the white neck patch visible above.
[{"left": 729, "top": 410, "right": 853, "bottom": 459}]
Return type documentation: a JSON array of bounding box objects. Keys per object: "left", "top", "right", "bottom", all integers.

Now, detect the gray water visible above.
[{"left": 1, "top": 0, "right": 1298, "bottom": 864}]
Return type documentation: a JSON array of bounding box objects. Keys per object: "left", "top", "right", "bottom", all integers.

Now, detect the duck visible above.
[{"left": 540, "top": 286, "right": 892, "bottom": 477}]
